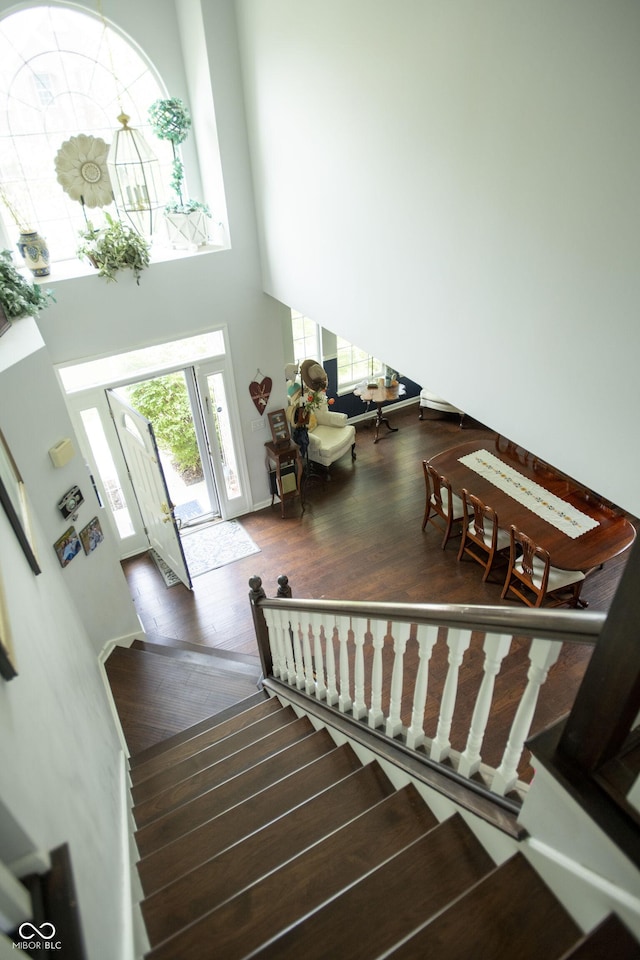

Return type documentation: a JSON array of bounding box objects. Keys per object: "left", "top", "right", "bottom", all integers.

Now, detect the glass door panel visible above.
[
  {"left": 120, "top": 372, "right": 218, "bottom": 527},
  {"left": 196, "top": 362, "right": 250, "bottom": 518}
]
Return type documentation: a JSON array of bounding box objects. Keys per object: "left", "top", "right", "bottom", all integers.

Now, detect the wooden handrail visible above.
[
  {"left": 249, "top": 576, "right": 604, "bottom": 809},
  {"left": 250, "top": 579, "right": 604, "bottom": 646}
]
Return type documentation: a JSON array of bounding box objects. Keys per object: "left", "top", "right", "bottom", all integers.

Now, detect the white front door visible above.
[{"left": 106, "top": 390, "right": 192, "bottom": 589}]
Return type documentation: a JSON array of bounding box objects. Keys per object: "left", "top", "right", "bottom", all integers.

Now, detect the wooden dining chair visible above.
[
  {"left": 422, "top": 461, "right": 465, "bottom": 549},
  {"left": 457, "top": 489, "right": 510, "bottom": 582},
  {"left": 501, "top": 526, "right": 587, "bottom": 608}
]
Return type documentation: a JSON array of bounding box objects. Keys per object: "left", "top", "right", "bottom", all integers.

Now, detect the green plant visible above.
[
  {"left": 77, "top": 214, "right": 151, "bottom": 284},
  {"left": 129, "top": 374, "right": 201, "bottom": 476},
  {"left": 0, "top": 249, "right": 55, "bottom": 319},
  {"left": 148, "top": 97, "right": 211, "bottom": 218}
]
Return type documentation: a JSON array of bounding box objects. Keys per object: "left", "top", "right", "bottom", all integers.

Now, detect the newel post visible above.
[{"left": 248, "top": 576, "right": 272, "bottom": 680}]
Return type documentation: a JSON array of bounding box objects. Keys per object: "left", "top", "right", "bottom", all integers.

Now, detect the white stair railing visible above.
[{"left": 252, "top": 586, "right": 602, "bottom": 803}]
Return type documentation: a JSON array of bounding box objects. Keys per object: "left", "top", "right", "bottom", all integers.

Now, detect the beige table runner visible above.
[{"left": 458, "top": 449, "right": 599, "bottom": 539}]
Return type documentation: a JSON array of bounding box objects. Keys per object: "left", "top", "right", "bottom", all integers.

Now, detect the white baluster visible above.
[
  {"left": 309, "top": 613, "right": 327, "bottom": 700},
  {"left": 406, "top": 624, "right": 439, "bottom": 749},
  {"left": 292, "top": 620, "right": 305, "bottom": 690},
  {"left": 301, "top": 620, "right": 315, "bottom": 694},
  {"left": 368, "top": 619, "right": 387, "bottom": 729},
  {"left": 337, "top": 615, "right": 353, "bottom": 712},
  {"left": 271, "top": 607, "right": 295, "bottom": 685},
  {"left": 352, "top": 617, "right": 368, "bottom": 720},
  {"left": 385, "top": 625, "right": 408, "bottom": 738},
  {"left": 458, "top": 632, "right": 512, "bottom": 778},
  {"left": 491, "top": 638, "right": 562, "bottom": 796},
  {"left": 325, "top": 622, "right": 339, "bottom": 706},
  {"left": 264, "top": 608, "right": 283, "bottom": 678},
  {"left": 430, "top": 627, "right": 472, "bottom": 762}
]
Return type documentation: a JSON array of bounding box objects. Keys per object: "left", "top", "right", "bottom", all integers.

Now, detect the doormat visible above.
[{"left": 151, "top": 520, "right": 261, "bottom": 586}]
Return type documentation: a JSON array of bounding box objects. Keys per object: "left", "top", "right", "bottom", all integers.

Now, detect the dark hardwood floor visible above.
[
  {"left": 120, "top": 403, "right": 634, "bottom": 772},
  {"left": 123, "top": 403, "right": 631, "bottom": 652}
]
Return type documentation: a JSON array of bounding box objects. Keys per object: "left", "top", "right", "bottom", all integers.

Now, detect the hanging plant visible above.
[
  {"left": 77, "top": 214, "right": 151, "bottom": 284},
  {"left": 0, "top": 249, "right": 55, "bottom": 320}
]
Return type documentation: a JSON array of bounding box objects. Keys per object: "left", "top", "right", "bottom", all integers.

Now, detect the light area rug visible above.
[{"left": 151, "top": 520, "right": 260, "bottom": 586}]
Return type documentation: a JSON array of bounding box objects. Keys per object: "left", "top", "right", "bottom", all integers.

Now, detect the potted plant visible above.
[
  {"left": 0, "top": 248, "right": 54, "bottom": 331},
  {"left": 77, "top": 213, "right": 151, "bottom": 284},
  {"left": 148, "top": 97, "right": 211, "bottom": 249}
]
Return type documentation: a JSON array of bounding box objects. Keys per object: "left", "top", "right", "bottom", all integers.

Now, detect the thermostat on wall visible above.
[{"left": 49, "top": 438, "right": 76, "bottom": 468}]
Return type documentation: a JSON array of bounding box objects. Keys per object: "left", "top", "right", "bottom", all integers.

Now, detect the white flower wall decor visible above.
[{"left": 54, "top": 134, "right": 113, "bottom": 208}]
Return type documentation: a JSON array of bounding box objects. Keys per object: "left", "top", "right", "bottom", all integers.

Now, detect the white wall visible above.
[
  {"left": 235, "top": 0, "right": 640, "bottom": 516},
  {"left": 0, "top": 481, "right": 129, "bottom": 958},
  {"left": 25, "top": 0, "right": 292, "bottom": 512}
]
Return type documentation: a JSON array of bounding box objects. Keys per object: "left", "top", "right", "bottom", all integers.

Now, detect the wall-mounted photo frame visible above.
[
  {"left": 0, "top": 567, "right": 17, "bottom": 681},
  {"left": 53, "top": 527, "right": 81, "bottom": 568},
  {"left": 0, "top": 427, "right": 40, "bottom": 575},
  {"left": 80, "top": 516, "right": 104, "bottom": 555},
  {"left": 267, "top": 408, "right": 291, "bottom": 448}
]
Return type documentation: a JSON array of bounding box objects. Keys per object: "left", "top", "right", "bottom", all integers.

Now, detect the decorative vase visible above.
[
  {"left": 164, "top": 210, "right": 209, "bottom": 250},
  {"left": 17, "top": 230, "right": 50, "bottom": 277}
]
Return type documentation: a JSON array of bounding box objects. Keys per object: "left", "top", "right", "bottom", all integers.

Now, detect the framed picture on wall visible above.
[
  {"left": 0, "top": 568, "right": 17, "bottom": 681},
  {"left": 0, "top": 427, "right": 40, "bottom": 575}
]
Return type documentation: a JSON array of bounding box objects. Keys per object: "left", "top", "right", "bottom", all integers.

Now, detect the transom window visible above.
[{"left": 0, "top": 4, "right": 173, "bottom": 261}]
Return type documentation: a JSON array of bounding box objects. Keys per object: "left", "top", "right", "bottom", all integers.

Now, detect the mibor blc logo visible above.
[{"left": 13, "top": 921, "right": 62, "bottom": 951}]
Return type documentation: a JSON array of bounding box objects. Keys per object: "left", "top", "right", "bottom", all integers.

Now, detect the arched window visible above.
[{"left": 0, "top": 4, "right": 174, "bottom": 262}]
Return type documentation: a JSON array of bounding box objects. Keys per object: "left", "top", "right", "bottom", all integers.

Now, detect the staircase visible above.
[{"left": 126, "top": 695, "right": 639, "bottom": 960}]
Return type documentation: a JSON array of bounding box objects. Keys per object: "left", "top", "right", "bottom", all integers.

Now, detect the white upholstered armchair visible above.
[
  {"left": 306, "top": 406, "right": 356, "bottom": 473},
  {"left": 286, "top": 359, "right": 356, "bottom": 477}
]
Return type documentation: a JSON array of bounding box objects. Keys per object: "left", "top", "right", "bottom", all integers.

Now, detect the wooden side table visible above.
[
  {"left": 265, "top": 440, "right": 304, "bottom": 517},
  {"left": 353, "top": 381, "right": 407, "bottom": 442}
]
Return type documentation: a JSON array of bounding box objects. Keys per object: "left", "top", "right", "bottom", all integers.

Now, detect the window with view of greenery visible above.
[{"left": 0, "top": 4, "right": 172, "bottom": 261}]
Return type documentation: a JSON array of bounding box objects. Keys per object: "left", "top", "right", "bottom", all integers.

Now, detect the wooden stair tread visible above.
[
  {"left": 131, "top": 706, "right": 298, "bottom": 803},
  {"left": 133, "top": 714, "right": 314, "bottom": 828},
  {"left": 107, "top": 643, "right": 259, "bottom": 684},
  {"left": 130, "top": 695, "right": 278, "bottom": 781},
  {"left": 144, "top": 784, "right": 436, "bottom": 960},
  {"left": 385, "top": 853, "right": 581, "bottom": 960},
  {"left": 558, "top": 914, "right": 640, "bottom": 959},
  {"left": 137, "top": 742, "right": 363, "bottom": 895},
  {"left": 105, "top": 645, "right": 261, "bottom": 755},
  {"left": 250, "top": 813, "right": 494, "bottom": 960},
  {"left": 131, "top": 637, "right": 261, "bottom": 675},
  {"left": 142, "top": 761, "right": 397, "bottom": 946},
  {"left": 134, "top": 728, "right": 337, "bottom": 855},
  {"left": 134, "top": 630, "right": 262, "bottom": 667}
]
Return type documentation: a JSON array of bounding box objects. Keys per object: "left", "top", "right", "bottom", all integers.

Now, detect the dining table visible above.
[{"left": 428, "top": 438, "right": 636, "bottom": 573}]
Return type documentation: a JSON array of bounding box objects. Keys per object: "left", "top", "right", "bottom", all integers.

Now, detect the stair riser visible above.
[
  {"left": 130, "top": 696, "right": 279, "bottom": 782},
  {"left": 138, "top": 743, "right": 363, "bottom": 896},
  {"left": 142, "top": 762, "right": 396, "bottom": 945},
  {"left": 135, "top": 729, "right": 337, "bottom": 856},
  {"left": 133, "top": 717, "right": 314, "bottom": 828},
  {"left": 131, "top": 707, "right": 297, "bottom": 803},
  {"left": 145, "top": 785, "right": 436, "bottom": 960},
  {"left": 250, "top": 814, "right": 495, "bottom": 960}
]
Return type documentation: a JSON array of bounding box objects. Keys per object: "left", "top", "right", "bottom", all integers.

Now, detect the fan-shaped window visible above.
[{"left": 0, "top": 4, "right": 174, "bottom": 262}]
